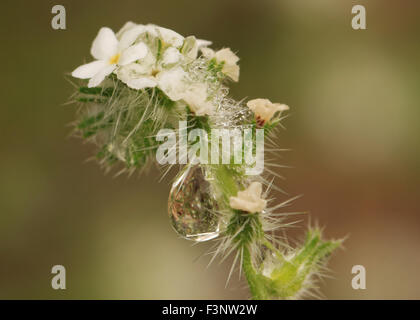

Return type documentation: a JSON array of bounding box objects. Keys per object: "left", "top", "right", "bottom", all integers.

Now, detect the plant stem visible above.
[
  {"left": 210, "top": 164, "right": 276, "bottom": 299},
  {"left": 242, "top": 245, "right": 271, "bottom": 299}
]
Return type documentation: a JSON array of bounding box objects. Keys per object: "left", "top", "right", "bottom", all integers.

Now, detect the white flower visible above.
[
  {"left": 117, "top": 23, "right": 185, "bottom": 50},
  {"left": 115, "top": 60, "right": 157, "bottom": 90},
  {"left": 116, "top": 22, "right": 211, "bottom": 55},
  {"left": 155, "top": 26, "right": 184, "bottom": 48},
  {"left": 116, "top": 21, "right": 137, "bottom": 39},
  {"left": 156, "top": 67, "right": 188, "bottom": 101},
  {"left": 181, "top": 36, "right": 212, "bottom": 60},
  {"left": 162, "top": 47, "right": 182, "bottom": 65},
  {"left": 229, "top": 182, "right": 267, "bottom": 213},
  {"left": 201, "top": 47, "right": 240, "bottom": 82},
  {"left": 246, "top": 98, "right": 289, "bottom": 125},
  {"left": 116, "top": 52, "right": 188, "bottom": 101},
  {"left": 114, "top": 24, "right": 191, "bottom": 99},
  {"left": 181, "top": 83, "right": 214, "bottom": 116},
  {"left": 72, "top": 27, "right": 148, "bottom": 87}
]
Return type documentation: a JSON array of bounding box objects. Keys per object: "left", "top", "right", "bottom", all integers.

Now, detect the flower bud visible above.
[
  {"left": 229, "top": 182, "right": 267, "bottom": 213},
  {"left": 247, "top": 98, "right": 289, "bottom": 126}
]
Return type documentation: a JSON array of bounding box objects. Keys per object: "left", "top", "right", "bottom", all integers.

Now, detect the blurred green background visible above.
[{"left": 0, "top": 0, "right": 419, "bottom": 299}]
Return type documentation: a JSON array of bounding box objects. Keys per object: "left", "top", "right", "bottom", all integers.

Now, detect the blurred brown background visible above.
[{"left": 0, "top": 0, "right": 419, "bottom": 299}]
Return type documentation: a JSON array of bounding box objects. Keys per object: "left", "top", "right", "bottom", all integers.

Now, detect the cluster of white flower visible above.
[
  {"left": 71, "top": 22, "right": 291, "bottom": 215},
  {"left": 72, "top": 22, "right": 241, "bottom": 117}
]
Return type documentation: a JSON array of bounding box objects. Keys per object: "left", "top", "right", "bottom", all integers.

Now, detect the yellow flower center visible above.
[{"left": 109, "top": 53, "right": 120, "bottom": 65}]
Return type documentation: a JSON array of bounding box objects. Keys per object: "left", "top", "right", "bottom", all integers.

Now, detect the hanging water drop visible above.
[{"left": 168, "top": 165, "right": 220, "bottom": 242}]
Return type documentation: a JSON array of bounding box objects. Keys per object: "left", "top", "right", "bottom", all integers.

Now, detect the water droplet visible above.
[{"left": 168, "top": 165, "right": 220, "bottom": 242}]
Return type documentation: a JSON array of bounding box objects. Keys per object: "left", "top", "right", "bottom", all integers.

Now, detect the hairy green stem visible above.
[
  {"left": 242, "top": 246, "right": 268, "bottom": 300},
  {"left": 211, "top": 164, "right": 269, "bottom": 299}
]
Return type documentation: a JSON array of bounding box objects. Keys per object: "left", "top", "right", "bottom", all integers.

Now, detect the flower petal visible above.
[
  {"left": 181, "top": 83, "right": 214, "bottom": 116},
  {"left": 200, "top": 47, "right": 215, "bottom": 59},
  {"left": 116, "top": 61, "right": 154, "bottom": 84},
  {"left": 118, "top": 25, "right": 146, "bottom": 51},
  {"left": 213, "top": 48, "right": 240, "bottom": 82},
  {"left": 88, "top": 64, "right": 116, "bottom": 88},
  {"left": 116, "top": 21, "right": 138, "bottom": 39},
  {"left": 162, "top": 47, "right": 182, "bottom": 66},
  {"left": 247, "top": 98, "right": 289, "bottom": 123},
  {"left": 90, "top": 27, "right": 118, "bottom": 60},
  {"left": 215, "top": 48, "right": 239, "bottom": 64},
  {"left": 157, "top": 67, "right": 187, "bottom": 101},
  {"left": 119, "top": 42, "right": 148, "bottom": 66},
  {"left": 181, "top": 36, "right": 198, "bottom": 60},
  {"left": 71, "top": 60, "right": 107, "bottom": 79},
  {"left": 156, "top": 26, "right": 184, "bottom": 48},
  {"left": 229, "top": 182, "right": 267, "bottom": 213},
  {"left": 196, "top": 39, "right": 212, "bottom": 48},
  {"left": 222, "top": 63, "right": 240, "bottom": 82},
  {"left": 144, "top": 24, "right": 159, "bottom": 37},
  {"left": 127, "top": 77, "right": 158, "bottom": 90}
]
